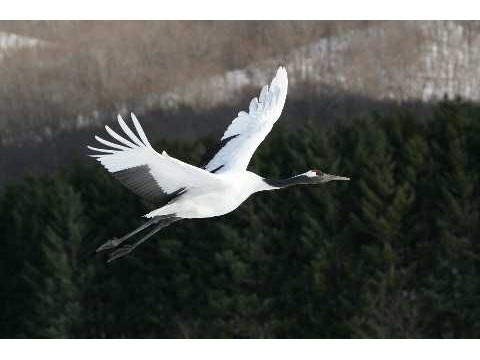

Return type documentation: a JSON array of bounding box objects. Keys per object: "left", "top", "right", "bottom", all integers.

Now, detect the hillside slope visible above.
[{"left": 1, "top": 21, "right": 480, "bottom": 185}]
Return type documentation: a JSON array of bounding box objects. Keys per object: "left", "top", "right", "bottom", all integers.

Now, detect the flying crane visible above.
[{"left": 88, "top": 67, "right": 350, "bottom": 262}]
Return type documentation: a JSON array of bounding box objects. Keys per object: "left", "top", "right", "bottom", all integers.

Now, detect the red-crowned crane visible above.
[{"left": 88, "top": 67, "right": 350, "bottom": 262}]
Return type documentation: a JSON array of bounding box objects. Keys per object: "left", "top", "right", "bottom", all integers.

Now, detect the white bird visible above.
[{"left": 88, "top": 67, "right": 350, "bottom": 262}]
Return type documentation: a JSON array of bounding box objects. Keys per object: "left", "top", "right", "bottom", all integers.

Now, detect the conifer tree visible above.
[
  {"left": 420, "top": 100, "right": 480, "bottom": 338},
  {"left": 0, "top": 177, "right": 85, "bottom": 337}
]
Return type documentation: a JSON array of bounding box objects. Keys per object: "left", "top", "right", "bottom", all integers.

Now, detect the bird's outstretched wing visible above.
[
  {"left": 203, "top": 66, "right": 288, "bottom": 174},
  {"left": 88, "top": 113, "right": 217, "bottom": 206}
]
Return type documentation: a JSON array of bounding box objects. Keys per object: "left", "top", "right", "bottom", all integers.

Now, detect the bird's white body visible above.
[{"left": 146, "top": 171, "right": 274, "bottom": 219}]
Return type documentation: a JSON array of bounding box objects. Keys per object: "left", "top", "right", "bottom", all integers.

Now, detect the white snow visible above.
[{"left": 0, "top": 32, "right": 49, "bottom": 57}]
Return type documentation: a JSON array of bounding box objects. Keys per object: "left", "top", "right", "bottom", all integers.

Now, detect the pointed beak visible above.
[{"left": 323, "top": 173, "right": 350, "bottom": 182}]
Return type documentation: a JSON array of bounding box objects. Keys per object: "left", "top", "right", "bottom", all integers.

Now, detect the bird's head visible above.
[{"left": 304, "top": 169, "right": 350, "bottom": 183}]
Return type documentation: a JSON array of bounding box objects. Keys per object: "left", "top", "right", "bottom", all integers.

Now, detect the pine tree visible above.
[
  {"left": 0, "top": 176, "right": 85, "bottom": 337},
  {"left": 419, "top": 100, "right": 480, "bottom": 338},
  {"left": 343, "top": 115, "right": 420, "bottom": 338}
]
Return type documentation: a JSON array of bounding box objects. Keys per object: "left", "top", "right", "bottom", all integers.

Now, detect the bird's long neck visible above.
[{"left": 262, "top": 174, "right": 314, "bottom": 189}]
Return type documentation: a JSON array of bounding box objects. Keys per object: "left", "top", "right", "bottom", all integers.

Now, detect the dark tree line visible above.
[{"left": 0, "top": 99, "right": 479, "bottom": 338}]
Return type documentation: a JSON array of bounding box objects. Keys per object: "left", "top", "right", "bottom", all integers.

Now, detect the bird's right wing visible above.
[
  {"left": 203, "top": 67, "right": 288, "bottom": 173},
  {"left": 88, "top": 113, "right": 218, "bottom": 206}
]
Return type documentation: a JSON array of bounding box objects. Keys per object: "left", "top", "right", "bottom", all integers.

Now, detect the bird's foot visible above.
[
  {"left": 107, "top": 245, "right": 133, "bottom": 263},
  {"left": 96, "top": 238, "right": 122, "bottom": 252}
]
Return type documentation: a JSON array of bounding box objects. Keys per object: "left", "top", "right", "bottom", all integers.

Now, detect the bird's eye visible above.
[{"left": 313, "top": 169, "right": 323, "bottom": 176}]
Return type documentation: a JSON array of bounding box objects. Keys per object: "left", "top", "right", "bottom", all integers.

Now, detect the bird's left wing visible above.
[
  {"left": 88, "top": 113, "right": 217, "bottom": 206},
  {"left": 203, "top": 67, "right": 288, "bottom": 173}
]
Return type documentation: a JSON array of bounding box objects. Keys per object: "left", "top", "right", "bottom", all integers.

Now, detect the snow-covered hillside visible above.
[
  {"left": 3, "top": 21, "right": 480, "bottom": 147},
  {"left": 147, "top": 21, "right": 480, "bottom": 110}
]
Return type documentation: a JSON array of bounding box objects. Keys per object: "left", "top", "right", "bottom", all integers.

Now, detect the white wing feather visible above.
[
  {"left": 204, "top": 67, "right": 288, "bottom": 173},
  {"left": 88, "top": 113, "right": 217, "bottom": 201}
]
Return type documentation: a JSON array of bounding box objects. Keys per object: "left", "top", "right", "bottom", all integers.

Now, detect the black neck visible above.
[{"left": 263, "top": 174, "right": 313, "bottom": 189}]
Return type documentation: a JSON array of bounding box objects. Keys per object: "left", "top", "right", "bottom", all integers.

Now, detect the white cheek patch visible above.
[{"left": 305, "top": 170, "right": 317, "bottom": 178}]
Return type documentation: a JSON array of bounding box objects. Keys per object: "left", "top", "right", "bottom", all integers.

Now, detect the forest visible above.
[{"left": 0, "top": 98, "right": 479, "bottom": 338}]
